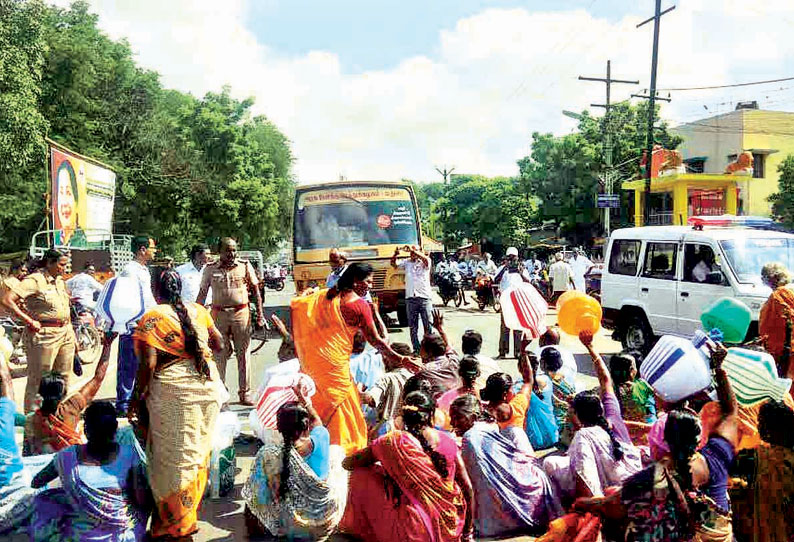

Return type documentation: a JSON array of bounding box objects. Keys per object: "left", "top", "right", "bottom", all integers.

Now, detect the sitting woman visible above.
[
  {"left": 0, "top": 353, "right": 38, "bottom": 535},
  {"left": 243, "top": 387, "right": 347, "bottom": 540},
  {"left": 543, "top": 332, "right": 642, "bottom": 502},
  {"left": 609, "top": 352, "right": 656, "bottom": 445},
  {"left": 574, "top": 344, "right": 740, "bottom": 542},
  {"left": 436, "top": 355, "right": 480, "bottom": 429},
  {"left": 450, "top": 394, "right": 562, "bottom": 538},
  {"left": 24, "top": 333, "right": 115, "bottom": 455},
  {"left": 480, "top": 353, "right": 535, "bottom": 454},
  {"left": 538, "top": 347, "right": 577, "bottom": 447},
  {"left": 341, "top": 390, "right": 475, "bottom": 542},
  {"left": 369, "top": 375, "right": 445, "bottom": 438},
  {"left": 30, "top": 401, "right": 149, "bottom": 541}
]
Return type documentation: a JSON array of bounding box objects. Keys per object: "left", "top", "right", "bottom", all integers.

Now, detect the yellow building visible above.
[{"left": 623, "top": 106, "right": 794, "bottom": 225}]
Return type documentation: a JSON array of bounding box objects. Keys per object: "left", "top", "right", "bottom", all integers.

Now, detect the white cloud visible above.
[{"left": 53, "top": 1, "right": 794, "bottom": 182}]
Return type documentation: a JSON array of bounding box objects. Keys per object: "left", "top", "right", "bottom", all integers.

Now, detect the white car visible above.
[{"left": 601, "top": 224, "right": 794, "bottom": 352}]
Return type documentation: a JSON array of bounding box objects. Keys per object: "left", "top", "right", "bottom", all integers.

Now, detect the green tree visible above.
[
  {"left": 0, "top": 0, "right": 295, "bottom": 256},
  {"left": 434, "top": 175, "right": 531, "bottom": 248},
  {"left": 0, "top": 0, "right": 48, "bottom": 248},
  {"left": 769, "top": 155, "right": 794, "bottom": 229}
]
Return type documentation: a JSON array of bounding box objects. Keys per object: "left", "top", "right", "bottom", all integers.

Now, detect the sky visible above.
[{"left": 55, "top": 1, "right": 794, "bottom": 183}]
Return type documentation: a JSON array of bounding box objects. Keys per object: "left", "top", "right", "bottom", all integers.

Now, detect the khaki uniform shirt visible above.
[
  {"left": 10, "top": 272, "right": 71, "bottom": 322},
  {"left": 200, "top": 260, "right": 258, "bottom": 308}
]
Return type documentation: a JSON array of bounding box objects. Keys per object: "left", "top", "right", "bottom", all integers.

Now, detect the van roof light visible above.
[{"left": 687, "top": 215, "right": 775, "bottom": 230}]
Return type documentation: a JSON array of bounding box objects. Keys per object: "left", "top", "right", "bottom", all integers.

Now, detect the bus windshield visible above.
[
  {"left": 720, "top": 237, "right": 794, "bottom": 285},
  {"left": 294, "top": 186, "right": 420, "bottom": 260}
]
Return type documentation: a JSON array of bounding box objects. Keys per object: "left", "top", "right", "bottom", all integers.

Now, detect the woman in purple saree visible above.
[
  {"left": 450, "top": 394, "right": 563, "bottom": 538},
  {"left": 30, "top": 401, "right": 149, "bottom": 542}
]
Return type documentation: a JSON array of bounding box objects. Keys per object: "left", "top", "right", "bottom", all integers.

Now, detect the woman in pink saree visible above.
[{"left": 340, "top": 390, "right": 474, "bottom": 542}]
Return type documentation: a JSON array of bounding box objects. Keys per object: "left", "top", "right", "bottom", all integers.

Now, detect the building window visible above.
[
  {"left": 685, "top": 159, "right": 705, "bottom": 173},
  {"left": 752, "top": 153, "right": 765, "bottom": 178}
]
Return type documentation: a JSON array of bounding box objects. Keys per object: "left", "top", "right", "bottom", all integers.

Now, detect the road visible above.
[{"left": 10, "top": 279, "right": 621, "bottom": 542}]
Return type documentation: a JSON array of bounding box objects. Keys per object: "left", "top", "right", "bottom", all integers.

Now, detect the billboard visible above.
[{"left": 50, "top": 142, "right": 116, "bottom": 245}]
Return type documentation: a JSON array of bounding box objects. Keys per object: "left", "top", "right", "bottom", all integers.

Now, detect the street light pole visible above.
[{"left": 579, "top": 60, "right": 638, "bottom": 237}]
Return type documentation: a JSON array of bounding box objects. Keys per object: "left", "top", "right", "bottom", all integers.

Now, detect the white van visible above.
[{"left": 601, "top": 225, "right": 794, "bottom": 352}]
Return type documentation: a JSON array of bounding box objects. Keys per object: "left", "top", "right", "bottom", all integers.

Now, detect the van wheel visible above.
[{"left": 622, "top": 315, "right": 653, "bottom": 353}]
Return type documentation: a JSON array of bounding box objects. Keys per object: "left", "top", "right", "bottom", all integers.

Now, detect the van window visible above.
[
  {"left": 608, "top": 240, "right": 641, "bottom": 276},
  {"left": 642, "top": 242, "right": 678, "bottom": 280},
  {"left": 683, "top": 244, "right": 716, "bottom": 283}
]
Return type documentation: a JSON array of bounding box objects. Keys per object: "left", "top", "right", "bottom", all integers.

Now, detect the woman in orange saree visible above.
[
  {"left": 760, "top": 262, "right": 794, "bottom": 379},
  {"left": 291, "top": 262, "right": 415, "bottom": 455},
  {"left": 340, "top": 390, "right": 474, "bottom": 542},
  {"left": 130, "top": 270, "right": 225, "bottom": 540}
]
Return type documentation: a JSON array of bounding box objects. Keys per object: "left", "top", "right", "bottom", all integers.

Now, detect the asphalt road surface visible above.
[{"left": 10, "top": 278, "right": 621, "bottom": 542}]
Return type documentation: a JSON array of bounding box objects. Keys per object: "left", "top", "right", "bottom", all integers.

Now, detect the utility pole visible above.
[
  {"left": 637, "top": 0, "right": 675, "bottom": 225},
  {"left": 579, "top": 60, "right": 638, "bottom": 237},
  {"left": 435, "top": 166, "right": 455, "bottom": 184},
  {"left": 435, "top": 166, "right": 455, "bottom": 250}
]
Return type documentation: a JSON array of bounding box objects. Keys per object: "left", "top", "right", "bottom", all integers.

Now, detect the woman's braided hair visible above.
[
  {"left": 572, "top": 391, "right": 624, "bottom": 461},
  {"left": 158, "top": 269, "right": 209, "bottom": 377},
  {"left": 401, "top": 391, "right": 448, "bottom": 479},
  {"left": 276, "top": 401, "right": 311, "bottom": 499},
  {"left": 664, "top": 409, "right": 701, "bottom": 493}
]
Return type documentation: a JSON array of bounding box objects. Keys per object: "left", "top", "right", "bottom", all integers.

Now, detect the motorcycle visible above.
[
  {"left": 474, "top": 275, "right": 501, "bottom": 312},
  {"left": 70, "top": 300, "right": 103, "bottom": 365},
  {"left": 263, "top": 267, "right": 286, "bottom": 291},
  {"left": 437, "top": 269, "right": 464, "bottom": 307}
]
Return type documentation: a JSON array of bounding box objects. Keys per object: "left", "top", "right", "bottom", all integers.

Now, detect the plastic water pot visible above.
[
  {"left": 723, "top": 347, "right": 792, "bottom": 406},
  {"left": 500, "top": 283, "right": 548, "bottom": 338},
  {"left": 640, "top": 335, "right": 712, "bottom": 403},
  {"left": 557, "top": 291, "right": 602, "bottom": 336},
  {"left": 700, "top": 297, "right": 752, "bottom": 344},
  {"left": 94, "top": 276, "right": 147, "bottom": 333}
]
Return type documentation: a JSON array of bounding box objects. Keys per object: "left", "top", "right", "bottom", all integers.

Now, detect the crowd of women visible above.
[
  {"left": 0, "top": 258, "right": 792, "bottom": 541},
  {"left": 244, "top": 261, "right": 794, "bottom": 542}
]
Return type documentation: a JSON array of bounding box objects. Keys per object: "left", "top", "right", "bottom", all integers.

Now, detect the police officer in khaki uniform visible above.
[
  {"left": 196, "top": 237, "right": 265, "bottom": 405},
  {"left": 1, "top": 249, "right": 76, "bottom": 413}
]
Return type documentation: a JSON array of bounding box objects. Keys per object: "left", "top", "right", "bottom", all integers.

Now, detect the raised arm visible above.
[
  {"left": 77, "top": 332, "right": 117, "bottom": 404},
  {"left": 431, "top": 309, "right": 449, "bottom": 349},
  {"left": 516, "top": 347, "right": 535, "bottom": 403},
  {"left": 293, "top": 383, "right": 322, "bottom": 429},
  {"left": 709, "top": 342, "right": 739, "bottom": 447},
  {"left": 410, "top": 245, "right": 430, "bottom": 268},
  {"left": 390, "top": 247, "right": 401, "bottom": 269},
  {"left": 580, "top": 330, "right": 613, "bottom": 396}
]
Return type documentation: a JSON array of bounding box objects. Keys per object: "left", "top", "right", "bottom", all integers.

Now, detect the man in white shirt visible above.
[
  {"left": 548, "top": 252, "right": 575, "bottom": 304},
  {"left": 477, "top": 252, "right": 498, "bottom": 276},
  {"left": 116, "top": 234, "right": 157, "bottom": 415},
  {"left": 391, "top": 245, "right": 433, "bottom": 352},
  {"left": 176, "top": 244, "right": 211, "bottom": 304},
  {"left": 570, "top": 248, "right": 594, "bottom": 292},
  {"left": 494, "top": 247, "right": 532, "bottom": 358},
  {"left": 65, "top": 262, "right": 103, "bottom": 310}
]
